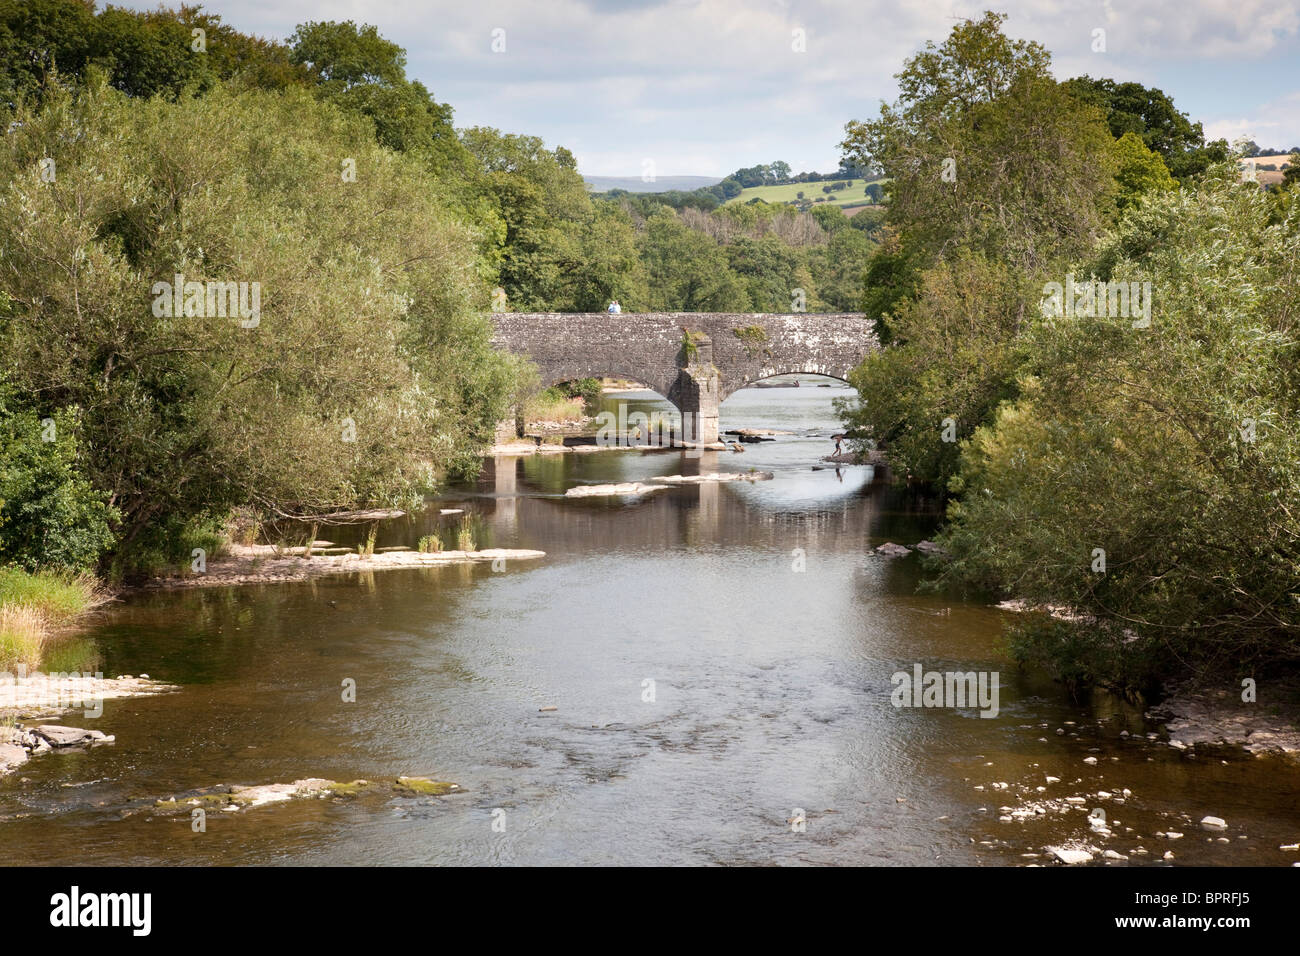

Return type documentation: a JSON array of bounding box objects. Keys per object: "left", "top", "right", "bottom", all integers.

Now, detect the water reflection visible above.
[{"left": 2, "top": 378, "right": 1298, "bottom": 866}]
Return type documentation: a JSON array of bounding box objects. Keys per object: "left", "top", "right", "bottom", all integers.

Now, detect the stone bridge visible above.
[{"left": 490, "top": 312, "right": 878, "bottom": 443}]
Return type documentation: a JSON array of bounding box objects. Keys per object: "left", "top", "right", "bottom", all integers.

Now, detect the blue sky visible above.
[{"left": 115, "top": 0, "right": 1300, "bottom": 176}]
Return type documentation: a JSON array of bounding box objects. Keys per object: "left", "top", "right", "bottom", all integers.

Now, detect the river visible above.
[{"left": 2, "top": 378, "right": 1298, "bottom": 866}]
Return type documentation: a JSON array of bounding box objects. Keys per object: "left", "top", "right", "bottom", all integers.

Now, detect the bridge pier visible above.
[{"left": 669, "top": 333, "right": 720, "bottom": 446}]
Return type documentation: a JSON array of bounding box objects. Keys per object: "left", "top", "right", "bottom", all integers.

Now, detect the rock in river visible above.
[
  {"left": 1046, "top": 846, "right": 1094, "bottom": 865},
  {"left": 0, "top": 742, "right": 28, "bottom": 772},
  {"left": 874, "top": 543, "right": 912, "bottom": 558},
  {"left": 33, "top": 725, "right": 115, "bottom": 748}
]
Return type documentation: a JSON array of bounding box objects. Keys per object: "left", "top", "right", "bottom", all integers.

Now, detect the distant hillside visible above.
[
  {"left": 583, "top": 175, "right": 723, "bottom": 194},
  {"left": 726, "top": 177, "right": 887, "bottom": 209}
]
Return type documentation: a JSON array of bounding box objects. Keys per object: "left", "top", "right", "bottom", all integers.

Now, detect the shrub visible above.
[{"left": 0, "top": 398, "right": 117, "bottom": 574}]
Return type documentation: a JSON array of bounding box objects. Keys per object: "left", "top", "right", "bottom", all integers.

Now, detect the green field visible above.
[{"left": 726, "top": 177, "right": 886, "bottom": 209}]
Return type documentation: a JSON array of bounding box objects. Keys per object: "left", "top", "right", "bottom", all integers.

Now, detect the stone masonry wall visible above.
[{"left": 489, "top": 312, "right": 878, "bottom": 400}]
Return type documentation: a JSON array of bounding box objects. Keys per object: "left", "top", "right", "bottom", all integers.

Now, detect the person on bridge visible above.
[{"left": 607, "top": 300, "right": 622, "bottom": 313}]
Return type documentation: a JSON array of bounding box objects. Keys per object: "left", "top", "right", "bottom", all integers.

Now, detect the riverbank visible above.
[
  {"left": 1149, "top": 683, "right": 1300, "bottom": 756},
  {"left": 142, "top": 543, "right": 547, "bottom": 590},
  {"left": 995, "top": 599, "right": 1300, "bottom": 758},
  {"left": 0, "top": 568, "right": 109, "bottom": 674},
  {"left": 1, "top": 677, "right": 177, "bottom": 779}
]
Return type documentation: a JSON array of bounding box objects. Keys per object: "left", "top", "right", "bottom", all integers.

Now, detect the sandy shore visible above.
[{"left": 144, "top": 543, "right": 546, "bottom": 590}]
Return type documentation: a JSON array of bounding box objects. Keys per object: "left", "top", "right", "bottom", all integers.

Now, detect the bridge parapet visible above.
[{"left": 489, "top": 312, "right": 878, "bottom": 443}]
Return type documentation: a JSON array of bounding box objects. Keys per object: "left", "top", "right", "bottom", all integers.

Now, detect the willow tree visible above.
[
  {"left": 938, "top": 169, "right": 1300, "bottom": 691},
  {"left": 0, "top": 77, "right": 514, "bottom": 572},
  {"left": 837, "top": 12, "right": 1118, "bottom": 487}
]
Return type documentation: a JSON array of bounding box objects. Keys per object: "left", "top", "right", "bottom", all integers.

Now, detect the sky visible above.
[{"left": 114, "top": 0, "right": 1300, "bottom": 177}]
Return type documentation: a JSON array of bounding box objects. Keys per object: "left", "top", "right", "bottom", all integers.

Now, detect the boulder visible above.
[
  {"left": 33, "top": 725, "right": 115, "bottom": 748},
  {"left": 0, "top": 742, "right": 28, "bottom": 772},
  {"left": 1046, "top": 846, "right": 1094, "bottom": 865}
]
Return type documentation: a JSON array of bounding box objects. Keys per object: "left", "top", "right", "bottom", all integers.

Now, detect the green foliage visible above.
[
  {"left": 0, "top": 0, "right": 310, "bottom": 105},
  {"left": 726, "top": 235, "right": 806, "bottom": 311},
  {"left": 289, "top": 20, "right": 470, "bottom": 178},
  {"left": 858, "top": 238, "right": 921, "bottom": 341},
  {"left": 841, "top": 12, "right": 1116, "bottom": 277},
  {"left": 938, "top": 169, "right": 1300, "bottom": 688},
  {"left": 680, "top": 330, "right": 701, "bottom": 361},
  {"left": 0, "top": 565, "right": 101, "bottom": 624},
  {"left": 731, "top": 325, "right": 769, "bottom": 356},
  {"left": 1112, "top": 131, "right": 1177, "bottom": 210},
  {"left": 1061, "top": 75, "right": 1230, "bottom": 180},
  {"left": 0, "top": 79, "right": 513, "bottom": 574},
  {"left": 0, "top": 393, "right": 116, "bottom": 573},
  {"left": 642, "top": 210, "right": 751, "bottom": 311},
  {"left": 838, "top": 12, "right": 1119, "bottom": 490},
  {"left": 463, "top": 127, "right": 634, "bottom": 311},
  {"left": 558, "top": 378, "right": 601, "bottom": 411},
  {"left": 843, "top": 254, "right": 1032, "bottom": 486}
]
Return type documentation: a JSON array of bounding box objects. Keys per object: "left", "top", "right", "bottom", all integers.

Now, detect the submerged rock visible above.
[
  {"left": 649, "top": 472, "right": 774, "bottom": 485},
  {"left": 394, "top": 776, "right": 462, "bottom": 796},
  {"left": 874, "top": 542, "right": 912, "bottom": 558},
  {"left": 153, "top": 779, "right": 374, "bottom": 813},
  {"left": 566, "top": 482, "right": 666, "bottom": 498}
]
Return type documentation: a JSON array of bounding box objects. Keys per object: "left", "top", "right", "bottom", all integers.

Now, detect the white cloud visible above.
[
  {"left": 1204, "top": 91, "right": 1300, "bottom": 147},
  {"left": 106, "top": 0, "right": 1300, "bottom": 175}
]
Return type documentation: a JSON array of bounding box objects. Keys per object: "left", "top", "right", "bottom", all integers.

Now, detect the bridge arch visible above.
[
  {"left": 720, "top": 370, "right": 855, "bottom": 402},
  {"left": 491, "top": 312, "right": 878, "bottom": 442}
]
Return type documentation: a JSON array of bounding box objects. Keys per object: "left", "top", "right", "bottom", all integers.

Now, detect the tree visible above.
[
  {"left": 726, "top": 235, "right": 806, "bottom": 311},
  {"left": 1112, "top": 131, "right": 1176, "bottom": 210},
  {"left": 0, "top": 79, "right": 514, "bottom": 573},
  {"left": 0, "top": 386, "right": 117, "bottom": 572},
  {"left": 640, "top": 209, "right": 749, "bottom": 311},
  {"left": 289, "top": 21, "right": 469, "bottom": 176},
  {"left": 289, "top": 20, "right": 405, "bottom": 87},
  {"left": 1061, "top": 76, "right": 1226, "bottom": 179},
  {"left": 461, "top": 126, "right": 600, "bottom": 310},
  {"left": 938, "top": 168, "right": 1300, "bottom": 691},
  {"left": 810, "top": 203, "right": 847, "bottom": 233},
  {"left": 808, "top": 227, "right": 874, "bottom": 311},
  {"left": 837, "top": 12, "right": 1118, "bottom": 487},
  {"left": 0, "top": 1, "right": 310, "bottom": 105},
  {"left": 841, "top": 12, "right": 1116, "bottom": 277},
  {"left": 844, "top": 253, "right": 1032, "bottom": 483}
]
